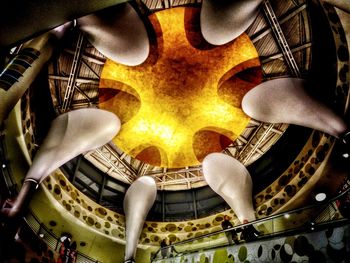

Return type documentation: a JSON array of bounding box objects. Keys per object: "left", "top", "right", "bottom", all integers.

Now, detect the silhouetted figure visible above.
[
  {"left": 169, "top": 241, "right": 178, "bottom": 257},
  {"left": 240, "top": 219, "right": 260, "bottom": 242},
  {"left": 221, "top": 215, "right": 239, "bottom": 245},
  {"left": 68, "top": 241, "right": 77, "bottom": 263},
  {"left": 58, "top": 236, "right": 71, "bottom": 263},
  {"left": 160, "top": 239, "right": 168, "bottom": 259}
]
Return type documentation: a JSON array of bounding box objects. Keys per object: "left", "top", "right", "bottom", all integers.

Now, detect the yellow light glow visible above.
[{"left": 99, "top": 7, "right": 262, "bottom": 168}]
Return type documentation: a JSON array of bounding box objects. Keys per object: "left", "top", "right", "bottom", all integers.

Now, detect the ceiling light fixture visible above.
[
  {"left": 315, "top": 192, "right": 327, "bottom": 202},
  {"left": 342, "top": 153, "right": 349, "bottom": 159}
]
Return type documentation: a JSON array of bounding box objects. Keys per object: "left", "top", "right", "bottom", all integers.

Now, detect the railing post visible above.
[
  {"left": 55, "top": 239, "right": 60, "bottom": 252},
  {"left": 38, "top": 223, "right": 43, "bottom": 236}
]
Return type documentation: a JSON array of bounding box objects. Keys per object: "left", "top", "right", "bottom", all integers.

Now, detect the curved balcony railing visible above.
[
  {"left": 0, "top": 132, "right": 100, "bottom": 263},
  {"left": 24, "top": 211, "right": 100, "bottom": 263},
  {"left": 151, "top": 185, "right": 350, "bottom": 261}
]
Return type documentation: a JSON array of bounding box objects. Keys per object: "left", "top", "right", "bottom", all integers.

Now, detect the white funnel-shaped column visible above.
[
  {"left": 202, "top": 153, "right": 255, "bottom": 223},
  {"left": 242, "top": 78, "right": 348, "bottom": 138},
  {"left": 200, "top": 0, "right": 263, "bottom": 45},
  {"left": 123, "top": 176, "right": 157, "bottom": 262},
  {"left": 77, "top": 3, "right": 149, "bottom": 66},
  {"left": 26, "top": 108, "right": 120, "bottom": 183},
  {"left": 1, "top": 108, "right": 120, "bottom": 219},
  {"left": 0, "top": 0, "right": 128, "bottom": 47}
]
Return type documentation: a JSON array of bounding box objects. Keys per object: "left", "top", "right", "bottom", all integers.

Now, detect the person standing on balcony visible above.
[
  {"left": 68, "top": 241, "right": 77, "bottom": 263},
  {"left": 221, "top": 215, "right": 239, "bottom": 245},
  {"left": 57, "top": 236, "right": 71, "bottom": 263},
  {"left": 240, "top": 219, "right": 260, "bottom": 242},
  {"left": 160, "top": 238, "right": 169, "bottom": 259}
]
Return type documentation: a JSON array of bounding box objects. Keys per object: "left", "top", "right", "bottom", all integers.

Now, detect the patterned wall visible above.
[
  {"left": 322, "top": 2, "right": 350, "bottom": 109},
  {"left": 41, "top": 135, "right": 339, "bottom": 249},
  {"left": 153, "top": 225, "right": 350, "bottom": 263},
  {"left": 255, "top": 132, "right": 335, "bottom": 217},
  {"left": 20, "top": 89, "right": 37, "bottom": 159}
]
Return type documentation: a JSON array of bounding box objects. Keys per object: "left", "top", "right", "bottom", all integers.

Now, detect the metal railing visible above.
[
  {"left": 61, "top": 33, "right": 85, "bottom": 112},
  {"left": 1, "top": 133, "right": 100, "bottom": 263},
  {"left": 262, "top": 0, "right": 302, "bottom": 77},
  {"left": 151, "top": 186, "right": 350, "bottom": 261},
  {"left": 24, "top": 212, "right": 100, "bottom": 263},
  {"left": 0, "top": 133, "right": 17, "bottom": 198}
]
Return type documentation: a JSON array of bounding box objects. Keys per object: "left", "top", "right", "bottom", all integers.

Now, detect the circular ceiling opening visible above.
[{"left": 99, "top": 7, "right": 262, "bottom": 168}]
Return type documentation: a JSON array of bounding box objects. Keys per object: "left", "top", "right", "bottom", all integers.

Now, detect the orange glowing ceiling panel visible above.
[{"left": 99, "top": 7, "right": 262, "bottom": 168}]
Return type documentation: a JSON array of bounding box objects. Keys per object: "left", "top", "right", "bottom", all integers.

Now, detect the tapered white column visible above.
[
  {"left": 200, "top": 0, "right": 263, "bottom": 45},
  {"left": 0, "top": 23, "right": 72, "bottom": 124},
  {"left": 202, "top": 153, "right": 255, "bottom": 223},
  {"left": 1, "top": 108, "right": 120, "bottom": 218},
  {"left": 242, "top": 78, "right": 348, "bottom": 138},
  {"left": 0, "top": 0, "right": 127, "bottom": 47},
  {"left": 26, "top": 108, "right": 120, "bottom": 182},
  {"left": 78, "top": 3, "right": 149, "bottom": 66},
  {"left": 123, "top": 176, "right": 157, "bottom": 262}
]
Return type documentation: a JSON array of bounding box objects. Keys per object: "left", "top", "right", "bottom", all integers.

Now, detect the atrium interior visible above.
[{"left": 0, "top": 0, "right": 350, "bottom": 262}]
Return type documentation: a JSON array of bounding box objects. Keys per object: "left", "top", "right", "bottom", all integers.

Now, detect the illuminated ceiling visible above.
[
  {"left": 0, "top": 1, "right": 349, "bottom": 262},
  {"left": 100, "top": 7, "right": 262, "bottom": 168},
  {"left": 2, "top": 0, "right": 343, "bottom": 231},
  {"left": 47, "top": 0, "right": 316, "bottom": 190},
  {"left": 46, "top": 0, "right": 300, "bottom": 190}
]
